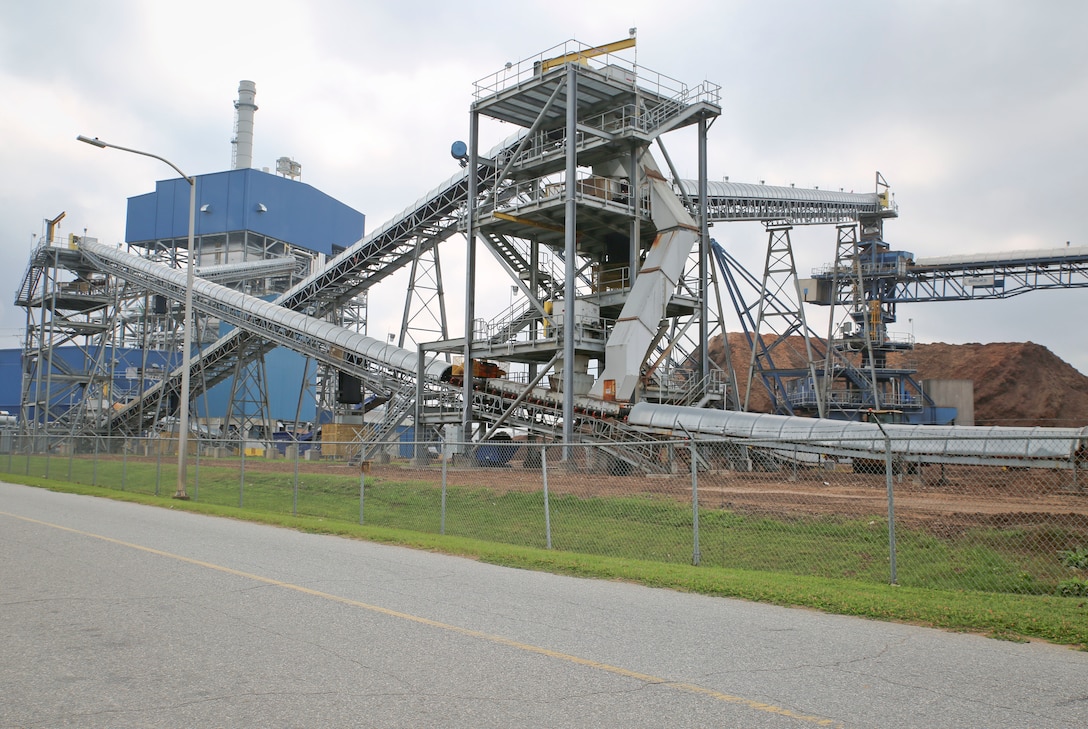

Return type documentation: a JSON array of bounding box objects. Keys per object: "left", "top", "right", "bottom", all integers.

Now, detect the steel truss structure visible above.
[{"left": 18, "top": 38, "right": 1088, "bottom": 471}]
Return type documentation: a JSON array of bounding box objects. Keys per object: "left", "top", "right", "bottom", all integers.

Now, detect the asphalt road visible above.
[{"left": 2, "top": 481, "right": 1086, "bottom": 728}]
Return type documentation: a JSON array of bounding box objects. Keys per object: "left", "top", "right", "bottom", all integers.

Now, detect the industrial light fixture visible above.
[
  {"left": 450, "top": 141, "right": 469, "bottom": 168},
  {"left": 257, "top": 203, "right": 267, "bottom": 212},
  {"left": 200, "top": 203, "right": 211, "bottom": 212}
]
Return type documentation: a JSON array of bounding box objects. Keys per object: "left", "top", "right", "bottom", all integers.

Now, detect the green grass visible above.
[
  {"left": 4, "top": 457, "right": 1086, "bottom": 650},
  {"left": 7, "top": 454, "right": 1084, "bottom": 592}
]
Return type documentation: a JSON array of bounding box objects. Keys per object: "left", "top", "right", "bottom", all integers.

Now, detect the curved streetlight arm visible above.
[{"left": 76, "top": 135, "right": 194, "bottom": 184}]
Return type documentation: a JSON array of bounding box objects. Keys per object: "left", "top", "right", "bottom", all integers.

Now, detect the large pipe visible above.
[
  {"left": 233, "top": 80, "right": 257, "bottom": 170},
  {"left": 628, "top": 402, "right": 1088, "bottom": 469}
]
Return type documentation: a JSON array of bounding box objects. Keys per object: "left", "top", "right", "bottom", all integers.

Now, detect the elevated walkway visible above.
[
  {"left": 810, "top": 244, "right": 1088, "bottom": 304},
  {"left": 683, "top": 180, "right": 889, "bottom": 226}
]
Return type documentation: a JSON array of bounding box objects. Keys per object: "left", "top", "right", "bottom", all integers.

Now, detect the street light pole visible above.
[{"left": 77, "top": 135, "right": 195, "bottom": 499}]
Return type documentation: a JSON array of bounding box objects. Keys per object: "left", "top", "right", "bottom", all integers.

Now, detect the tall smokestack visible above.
[{"left": 232, "top": 80, "right": 257, "bottom": 170}]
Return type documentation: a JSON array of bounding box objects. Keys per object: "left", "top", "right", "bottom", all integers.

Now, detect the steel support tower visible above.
[{"left": 442, "top": 37, "right": 722, "bottom": 447}]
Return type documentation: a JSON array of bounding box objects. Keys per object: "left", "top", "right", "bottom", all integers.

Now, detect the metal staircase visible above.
[
  {"left": 357, "top": 378, "right": 422, "bottom": 461},
  {"left": 14, "top": 259, "right": 43, "bottom": 308}
]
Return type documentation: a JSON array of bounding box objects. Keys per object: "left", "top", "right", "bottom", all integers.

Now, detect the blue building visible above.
[
  {"left": 125, "top": 168, "right": 363, "bottom": 258},
  {"left": 124, "top": 167, "right": 365, "bottom": 424},
  {"left": 14, "top": 166, "right": 365, "bottom": 428}
]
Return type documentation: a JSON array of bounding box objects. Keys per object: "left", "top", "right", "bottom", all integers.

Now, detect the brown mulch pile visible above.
[{"left": 709, "top": 333, "right": 1088, "bottom": 427}]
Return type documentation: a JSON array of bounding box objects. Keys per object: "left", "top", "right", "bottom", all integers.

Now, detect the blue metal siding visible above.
[
  {"left": 197, "top": 346, "right": 315, "bottom": 423},
  {"left": 125, "top": 191, "right": 157, "bottom": 242},
  {"left": 2, "top": 347, "right": 178, "bottom": 421},
  {"left": 125, "top": 168, "right": 365, "bottom": 255},
  {"left": 0, "top": 348, "right": 22, "bottom": 414}
]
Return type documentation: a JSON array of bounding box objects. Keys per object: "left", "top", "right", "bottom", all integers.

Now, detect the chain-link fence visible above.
[{"left": 3, "top": 430, "right": 1086, "bottom": 596}]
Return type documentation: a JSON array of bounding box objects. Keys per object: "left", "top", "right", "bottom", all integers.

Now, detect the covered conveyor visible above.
[
  {"left": 79, "top": 239, "right": 450, "bottom": 389},
  {"left": 628, "top": 403, "right": 1088, "bottom": 469}
]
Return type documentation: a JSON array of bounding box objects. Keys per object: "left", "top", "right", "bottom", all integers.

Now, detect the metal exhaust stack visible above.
[{"left": 232, "top": 80, "right": 257, "bottom": 170}]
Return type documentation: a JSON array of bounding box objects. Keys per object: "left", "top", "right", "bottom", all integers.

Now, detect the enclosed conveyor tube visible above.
[
  {"left": 628, "top": 403, "right": 1088, "bottom": 469},
  {"left": 79, "top": 240, "right": 449, "bottom": 388},
  {"left": 680, "top": 179, "right": 887, "bottom": 225},
  {"left": 589, "top": 150, "right": 701, "bottom": 401},
  {"left": 195, "top": 257, "right": 298, "bottom": 285}
]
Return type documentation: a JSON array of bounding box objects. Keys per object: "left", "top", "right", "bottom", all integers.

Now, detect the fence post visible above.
[
  {"left": 542, "top": 444, "right": 552, "bottom": 550},
  {"left": 155, "top": 438, "right": 162, "bottom": 497},
  {"left": 121, "top": 438, "right": 127, "bottom": 491},
  {"left": 93, "top": 437, "right": 99, "bottom": 486},
  {"left": 870, "top": 413, "right": 898, "bottom": 585},
  {"left": 239, "top": 445, "right": 246, "bottom": 508},
  {"left": 292, "top": 441, "right": 300, "bottom": 517},
  {"left": 193, "top": 438, "right": 200, "bottom": 501},
  {"left": 691, "top": 439, "right": 700, "bottom": 566},
  {"left": 359, "top": 461, "right": 365, "bottom": 525},
  {"left": 440, "top": 450, "right": 447, "bottom": 535}
]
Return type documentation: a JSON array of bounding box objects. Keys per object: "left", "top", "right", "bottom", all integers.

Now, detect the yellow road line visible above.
[{"left": 4, "top": 511, "right": 841, "bottom": 727}]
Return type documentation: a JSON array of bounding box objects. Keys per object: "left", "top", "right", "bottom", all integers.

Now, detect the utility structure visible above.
[
  {"left": 21, "top": 39, "right": 905, "bottom": 466},
  {"left": 712, "top": 169, "right": 1088, "bottom": 423},
  {"left": 740, "top": 173, "right": 911, "bottom": 421},
  {"left": 20, "top": 81, "right": 367, "bottom": 458},
  {"left": 799, "top": 188, "right": 1088, "bottom": 423},
  {"left": 707, "top": 174, "right": 907, "bottom": 421},
  {"left": 441, "top": 36, "right": 723, "bottom": 448},
  {"left": 18, "top": 37, "right": 1088, "bottom": 472},
  {"left": 709, "top": 172, "right": 973, "bottom": 423}
]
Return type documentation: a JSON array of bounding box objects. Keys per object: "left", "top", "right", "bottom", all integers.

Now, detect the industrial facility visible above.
[{"left": 12, "top": 38, "right": 1088, "bottom": 470}]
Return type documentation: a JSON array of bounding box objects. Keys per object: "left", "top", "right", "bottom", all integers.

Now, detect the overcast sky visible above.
[{"left": 3, "top": 0, "right": 1086, "bottom": 373}]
